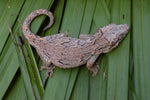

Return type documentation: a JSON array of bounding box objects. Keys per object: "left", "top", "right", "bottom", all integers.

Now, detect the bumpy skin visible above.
[{"left": 23, "top": 9, "right": 129, "bottom": 78}]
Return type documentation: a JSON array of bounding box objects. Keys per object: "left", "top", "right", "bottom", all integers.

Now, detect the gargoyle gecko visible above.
[{"left": 22, "top": 9, "right": 129, "bottom": 78}]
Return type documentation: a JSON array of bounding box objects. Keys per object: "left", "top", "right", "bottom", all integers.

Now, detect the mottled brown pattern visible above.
[{"left": 23, "top": 9, "right": 129, "bottom": 78}]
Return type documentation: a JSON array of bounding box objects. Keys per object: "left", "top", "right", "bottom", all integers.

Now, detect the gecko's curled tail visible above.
[{"left": 22, "top": 9, "right": 54, "bottom": 39}]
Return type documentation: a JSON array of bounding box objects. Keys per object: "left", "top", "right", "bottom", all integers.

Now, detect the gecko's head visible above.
[{"left": 100, "top": 24, "right": 129, "bottom": 53}]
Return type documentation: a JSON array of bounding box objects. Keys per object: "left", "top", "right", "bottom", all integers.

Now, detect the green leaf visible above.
[
  {"left": 3, "top": 74, "right": 27, "bottom": 100},
  {"left": 0, "top": 37, "right": 19, "bottom": 99},
  {"left": 16, "top": 34, "right": 43, "bottom": 100},
  {"left": 132, "top": 0, "right": 150, "bottom": 100},
  {"left": 0, "top": 1, "right": 24, "bottom": 98},
  {"left": 0, "top": 0, "right": 24, "bottom": 52}
]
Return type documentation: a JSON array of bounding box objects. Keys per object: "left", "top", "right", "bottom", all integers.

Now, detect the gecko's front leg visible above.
[
  {"left": 86, "top": 55, "right": 100, "bottom": 76},
  {"left": 40, "top": 60, "right": 56, "bottom": 78}
]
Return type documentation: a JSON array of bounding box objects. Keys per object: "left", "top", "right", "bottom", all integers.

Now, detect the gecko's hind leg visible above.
[
  {"left": 40, "top": 60, "right": 56, "bottom": 78},
  {"left": 86, "top": 55, "right": 100, "bottom": 76}
]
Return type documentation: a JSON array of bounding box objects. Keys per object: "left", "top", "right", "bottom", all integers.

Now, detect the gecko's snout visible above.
[{"left": 117, "top": 24, "right": 129, "bottom": 40}]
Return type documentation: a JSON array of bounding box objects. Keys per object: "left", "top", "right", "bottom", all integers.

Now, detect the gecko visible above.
[{"left": 22, "top": 9, "right": 129, "bottom": 78}]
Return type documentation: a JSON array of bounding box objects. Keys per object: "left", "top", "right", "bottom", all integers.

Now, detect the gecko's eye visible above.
[{"left": 119, "top": 35, "right": 124, "bottom": 40}]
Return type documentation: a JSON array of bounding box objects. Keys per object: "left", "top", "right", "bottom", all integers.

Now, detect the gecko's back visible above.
[{"left": 35, "top": 33, "right": 101, "bottom": 68}]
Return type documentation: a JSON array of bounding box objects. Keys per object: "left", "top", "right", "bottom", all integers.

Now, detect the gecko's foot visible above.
[
  {"left": 40, "top": 65, "right": 56, "bottom": 79},
  {"left": 88, "top": 62, "right": 100, "bottom": 76}
]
